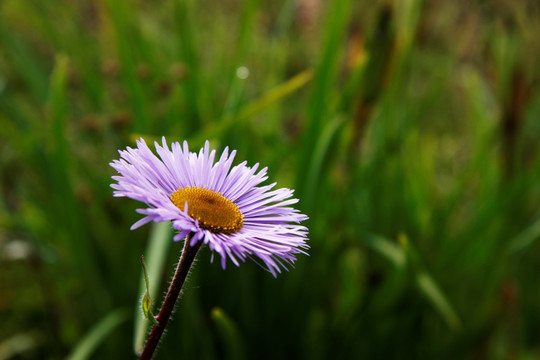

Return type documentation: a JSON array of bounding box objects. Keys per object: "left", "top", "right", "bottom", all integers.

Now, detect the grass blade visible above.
[
  {"left": 194, "top": 69, "right": 313, "bottom": 142},
  {"left": 211, "top": 307, "right": 246, "bottom": 360},
  {"left": 297, "top": 0, "right": 352, "bottom": 197},
  {"left": 0, "top": 333, "right": 38, "bottom": 360},
  {"left": 302, "top": 115, "right": 346, "bottom": 211},
  {"left": 509, "top": 214, "right": 540, "bottom": 253},
  {"left": 402, "top": 235, "right": 462, "bottom": 331},
  {"left": 66, "top": 308, "right": 130, "bottom": 360},
  {"left": 416, "top": 272, "right": 462, "bottom": 331},
  {"left": 363, "top": 233, "right": 406, "bottom": 268}
]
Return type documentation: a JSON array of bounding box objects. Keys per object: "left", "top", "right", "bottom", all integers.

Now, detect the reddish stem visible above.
[{"left": 139, "top": 233, "right": 201, "bottom": 360}]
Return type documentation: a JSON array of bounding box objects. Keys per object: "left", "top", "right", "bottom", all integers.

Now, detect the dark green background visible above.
[{"left": 2, "top": 0, "right": 540, "bottom": 359}]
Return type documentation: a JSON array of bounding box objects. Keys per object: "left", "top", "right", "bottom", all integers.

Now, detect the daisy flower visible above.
[{"left": 110, "top": 137, "right": 309, "bottom": 276}]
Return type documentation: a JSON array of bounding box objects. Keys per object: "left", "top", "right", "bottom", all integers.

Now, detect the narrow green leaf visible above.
[
  {"left": 0, "top": 28, "right": 48, "bottom": 100},
  {"left": 303, "top": 115, "right": 346, "bottom": 211},
  {"left": 103, "top": 0, "right": 150, "bottom": 133},
  {"left": 235, "top": 70, "right": 312, "bottom": 121},
  {"left": 222, "top": 0, "right": 259, "bottom": 116},
  {"left": 46, "top": 55, "right": 109, "bottom": 310},
  {"left": 363, "top": 233, "right": 406, "bottom": 268},
  {"left": 402, "top": 235, "right": 462, "bottom": 331},
  {"left": 66, "top": 308, "right": 130, "bottom": 360},
  {"left": 48, "top": 54, "right": 69, "bottom": 167},
  {"left": 142, "top": 292, "right": 152, "bottom": 320},
  {"left": 140, "top": 255, "right": 158, "bottom": 324},
  {"left": 194, "top": 69, "right": 313, "bottom": 143},
  {"left": 509, "top": 215, "right": 540, "bottom": 253},
  {"left": 297, "top": 0, "right": 352, "bottom": 195},
  {"left": 275, "top": 0, "right": 297, "bottom": 34},
  {"left": 133, "top": 222, "right": 173, "bottom": 355},
  {"left": 370, "top": 233, "right": 461, "bottom": 330},
  {"left": 211, "top": 307, "right": 246, "bottom": 360},
  {"left": 0, "top": 333, "right": 38, "bottom": 360},
  {"left": 173, "top": 0, "right": 205, "bottom": 129},
  {"left": 416, "top": 272, "right": 462, "bottom": 331}
]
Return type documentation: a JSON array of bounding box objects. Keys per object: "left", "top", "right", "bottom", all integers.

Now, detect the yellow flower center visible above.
[{"left": 170, "top": 186, "right": 243, "bottom": 234}]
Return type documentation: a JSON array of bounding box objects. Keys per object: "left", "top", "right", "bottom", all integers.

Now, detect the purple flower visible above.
[{"left": 110, "top": 138, "right": 309, "bottom": 276}]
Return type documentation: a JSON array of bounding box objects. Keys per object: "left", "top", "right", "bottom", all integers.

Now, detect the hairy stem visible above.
[{"left": 139, "top": 233, "right": 201, "bottom": 360}]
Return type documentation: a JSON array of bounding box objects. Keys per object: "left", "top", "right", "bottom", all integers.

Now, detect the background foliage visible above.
[{"left": 2, "top": 0, "right": 540, "bottom": 359}]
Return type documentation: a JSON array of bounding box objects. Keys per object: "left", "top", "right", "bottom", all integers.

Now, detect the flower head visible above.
[{"left": 110, "top": 138, "right": 309, "bottom": 276}]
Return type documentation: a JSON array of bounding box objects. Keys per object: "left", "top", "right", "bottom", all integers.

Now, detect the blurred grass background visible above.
[{"left": 1, "top": 0, "right": 540, "bottom": 359}]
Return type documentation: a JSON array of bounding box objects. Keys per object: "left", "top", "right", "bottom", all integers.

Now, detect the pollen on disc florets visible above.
[{"left": 170, "top": 186, "right": 243, "bottom": 234}]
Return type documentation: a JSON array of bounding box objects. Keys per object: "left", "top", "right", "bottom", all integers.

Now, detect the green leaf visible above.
[
  {"left": 403, "top": 235, "right": 462, "bottom": 331},
  {"left": 302, "top": 115, "right": 346, "bottom": 211},
  {"left": 194, "top": 69, "right": 313, "bottom": 143},
  {"left": 211, "top": 307, "right": 246, "bottom": 360},
  {"left": 509, "top": 214, "right": 540, "bottom": 253},
  {"left": 133, "top": 222, "right": 173, "bottom": 355},
  {"left": 363, "top": 233, "right": 406, "bottom": 268},
  {"left": 0, "top": 333, "right": 38, "bottom": 359},
  {"left": 416, "top": 272, "right": 462, "bottom": 331},
  {"left": 140, "top": 255, "right": 158, "bottom": 324},
  {"left": 66, "top": 308, "right": 130, "bottom": 360},
  {"left": 297, "top": 0, "right": 353, "bottom": 196},
  {"left": 368, "top": 233, "right": 461, "bottom": 331}
]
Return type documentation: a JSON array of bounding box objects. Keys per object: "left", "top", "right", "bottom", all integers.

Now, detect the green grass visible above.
[{"left": 1, "top": 0, "right": 540, "bottom": 359}]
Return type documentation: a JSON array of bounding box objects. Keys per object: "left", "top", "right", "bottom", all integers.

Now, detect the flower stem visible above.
[{"left": 139, "top": 233, "right": 201, "bottom": 360}]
